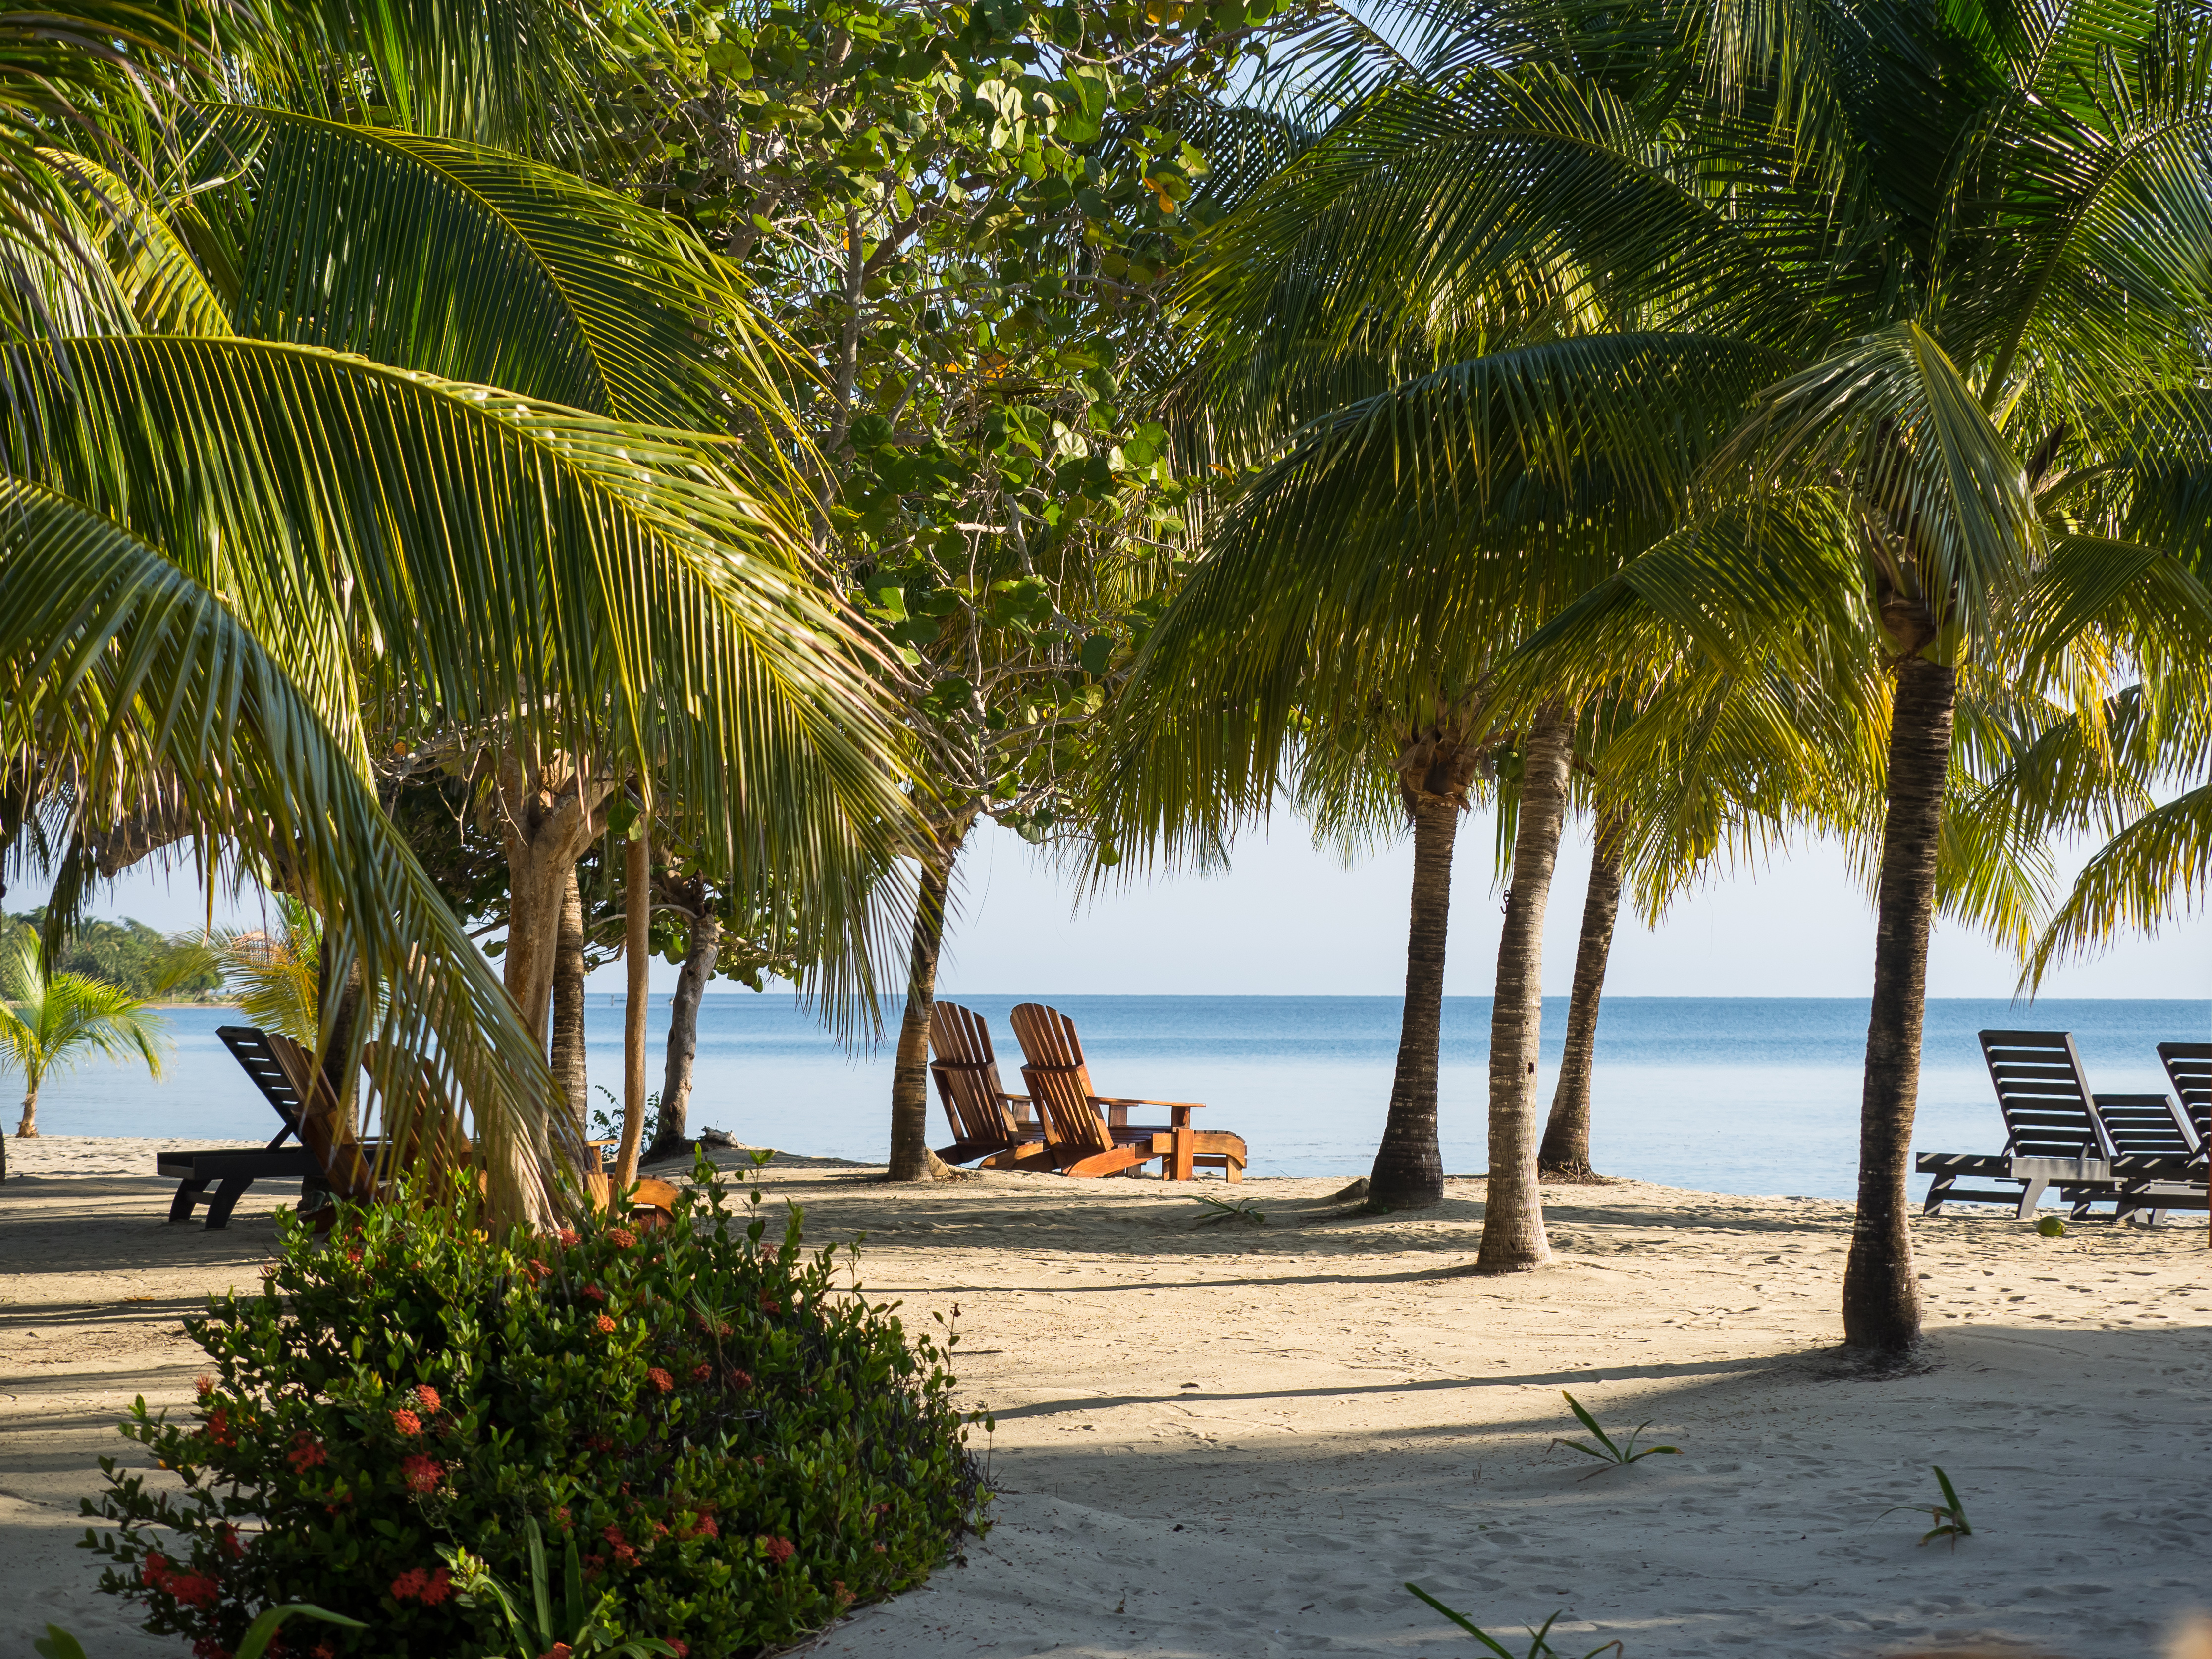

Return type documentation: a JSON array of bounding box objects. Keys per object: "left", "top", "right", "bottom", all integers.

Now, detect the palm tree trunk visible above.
[
  {"left": 550, "top": 867, "right": 588, "bottom": 1135},
  {"left": 12, "top": 1082, "right": 35, "bottom": 1139},
  {"left": 1367, "top": 796, "right": 1460, "bottom": 1208},
  {"left": 615, "top": 820, "right": 650, "bottom": 1189},
  {"left": 648, "top": 906, "right": 720, "bottom": 1161},
  {"left": 1475, "top": 703, "right": 1573, "bottom": 1272},
  {"left": 886, "top": 827, "right": 966, "bottom": 1183},
  {"left": 1842, "top": 655, "right": 1954, "bottom": 1354},
  {"left": 1538, "top": 811, "right": 1625, "bottom": 1180}
]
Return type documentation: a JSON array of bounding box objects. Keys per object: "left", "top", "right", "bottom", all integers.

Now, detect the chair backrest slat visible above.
[
  {"left": 1979, "top": 1029, "right": 2108, "bottom": 1159},
  {"left": 2092, "top": 1093, "right": 2196, "bottom": 1158},
  {"left": 2159, "top": 1041, "right": 2211, "bottom": 1148}
]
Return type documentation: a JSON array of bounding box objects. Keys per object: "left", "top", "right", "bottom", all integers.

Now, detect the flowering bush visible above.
[{"left": 83, "top": 1153, "right": 988, "bottom": 1657}]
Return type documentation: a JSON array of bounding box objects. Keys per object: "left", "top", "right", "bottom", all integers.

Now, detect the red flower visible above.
[
  {"left": 696, "top": 1514, "right": 718, "bottom": 1539},
  {"left": 594, "top": 1314, "right": 616, "bottom": 1335},
  {"left": 391, "top": 1566, "right": 453, "bottom": 1604},
  {"left": 141, "top": 1553, "right": 172, "bottom": 1589},
  {"left": 580, "top": 1284, "right": 607, "bottom": 1303},
  {"left": 759, "top": 1535, "right": 795, "bottom": 1566},
  {"left": 555, "top": 1228, "right": 580, "bottom": 1248},
  {"left": 390, "top": 1408, "right": 422, "bottom": 1437},
  {"left": 690, "top": 1362, "right": 713, "bottom": 1382},
  {"left": 168, "top": 1573, "right": 220, "bottom": 1608},
  {"left": 553, "top": 1505, "right": 572, "bottom": 1530},
  {"left": 612, "top": 1542, "right": 638, "bottom": 1567},
  {"left": 608, "top": 1226, "right": 636, "bottom": 1248},
  {"left": 646, "top": 1367, "right": 674, "bottom": 1394},
  {"left": 400, "top": 1454, "right": 443, "bottom": 1494},
  {"left": 523, "top": 1257, "right": 551, "bottom": 1283},
  {"left": 832, "top": 1581, "right": 852, "bottom": 1603},
  {"left": 667, "top": 1643, "right": 689, "bottom": 1658},
  {"left": 286, "top": 1432, "right": 327, "bottom": 1473},
  {"left": 192, "top": 1638, "right": 230, "bottom": 1659},
  {"left": 542, "top": 1646, "right": 574, "bottom": 1659},
  {"left": 412, "top": 1385, "right": 441, "bottom": 1414},
  {"left": 217, "top": 1523, "right": 245, "bottom": 1559},
  {"left": 760, "top": 1294, "right": 782, "bottom": 1314},
  {"left": 872, "top": 1541, "right": 887, "bottom": 1553},
  {"left": 195, "top": 1374, "right": 214, "bottom": 1399},
  {"left": 728, "top": 1369, "right": 752, "bottom": 1390},
  {"left": 205, "top": 1406, "right": 239, "bottom": 1448}
]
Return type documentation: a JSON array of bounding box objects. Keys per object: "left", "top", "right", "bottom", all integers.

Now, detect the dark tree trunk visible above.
[
  {"left": 649, "top": 907, "right": 720, "bottom": 1162},
  {"left": 614, "top": 822, "right": 650, "bottom": 1190},
  {"left": 1476, "top": 703, "right": 1573, "bottom": 1272},
  {"left": 550, "top": 866, "right": 588, "bottom": 1137},
  {"left": 1842, "top": 654, "right": 1955, "bottom": 1354},
  {"left": 886, "top": 826, "right": 966, "bottom": 1182},
  {"left": 1367, "top": 797, "right": 1461, "bottom": 1208},
  {"left": 1538, "top": 811, "right": 1625, "bottom": 1180}
]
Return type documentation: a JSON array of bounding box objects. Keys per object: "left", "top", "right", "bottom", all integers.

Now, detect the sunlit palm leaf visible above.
[
  {"left": 176, "top": 109, "right": 784, "bottom": 431},
  {"left": 0, "top": 478, "right": 580, "bottom": 1219},
  {"left": 2025, "top": 782, "right": 2212, "bottom": 988}
]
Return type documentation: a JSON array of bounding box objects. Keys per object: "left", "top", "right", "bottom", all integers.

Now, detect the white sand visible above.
[{"left": 4, "top": 1137, "right": 2209, "bottom": 1658}]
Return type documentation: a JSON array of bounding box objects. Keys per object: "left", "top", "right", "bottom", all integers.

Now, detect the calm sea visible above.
[{"left": 18, "top": 996, "right": 2207, "bottom": 1202}]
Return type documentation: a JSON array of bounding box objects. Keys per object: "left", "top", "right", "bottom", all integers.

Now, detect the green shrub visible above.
[{"left": 83, "top": 1153, "right": 988, "bottom": 1658}]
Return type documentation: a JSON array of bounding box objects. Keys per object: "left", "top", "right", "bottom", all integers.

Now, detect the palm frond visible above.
[
  {"left": 0, "top": 478, "right": 579, "bottom": 1219},
  {"left": 2023, "top": 780, "right": 2212, "bottom": 987}
]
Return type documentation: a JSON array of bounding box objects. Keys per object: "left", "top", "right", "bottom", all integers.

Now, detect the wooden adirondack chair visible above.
[
  {"left": 1006, "top": 1002, "right": 1246, "bottom": 1181},
  {"left": 929, "top": 1001, "right": 1047, "bottom": 1167}
]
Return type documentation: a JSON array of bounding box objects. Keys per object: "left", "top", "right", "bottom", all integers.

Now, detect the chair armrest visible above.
[{"left": 1113, "top": 1098, "right": 1206, "bottom": 1110}]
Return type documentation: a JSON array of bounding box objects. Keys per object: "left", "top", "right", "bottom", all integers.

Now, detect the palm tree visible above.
[
  {"left": 0, "top": 933, "right": 168, "bottom": 1175},
  {"left": 162, "top": 897, "right": 322, "bottom": 1047},
  {"left": 1, "top": 1, "right": 912, "bottom": 1218},
  {"left": 1131, "top": 0, "right": 2212, "bottom": 1328}
]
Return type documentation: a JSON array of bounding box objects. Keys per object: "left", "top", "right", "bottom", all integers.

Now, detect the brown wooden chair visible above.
[
  {"left": 929, "top": 1001, "right": 1047, "bottom": 1167},
  {"left": 1006, "top": 1002, "right": 1246, "bottom": 1181}
]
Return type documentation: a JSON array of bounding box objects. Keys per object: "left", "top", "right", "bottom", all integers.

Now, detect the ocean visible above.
[{"left": 16, "top": 995, "right": 2206, "bottom": 1202}]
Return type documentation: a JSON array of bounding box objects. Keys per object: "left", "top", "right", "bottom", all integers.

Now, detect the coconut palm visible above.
[
  {"left": 0, "top": 933, "right": 168, "bottom": 1176},
  {"left": 0, "top": 1, "right": 912, "bottom": 1218},
  {"left": 1130, "top": 0, "right": 2212, "bottom": 1331},
  {"left": 162, "top": 897, "right": 323, "bottom": 1048}
]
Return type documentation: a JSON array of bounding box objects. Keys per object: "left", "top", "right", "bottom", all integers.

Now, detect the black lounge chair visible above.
[
  {"left": 2092, "top": 1091, "right": 2206, "bottom": 1224},
  {"left": 2161, "top": 1041, "right": 2211, "bottom": 1143},
  {"left": 156, "top": 1026, "right": 323, "bottom": 1228},
  {"left": 1918, "top": 1030, "right": 2120, "bottom": 1219}
]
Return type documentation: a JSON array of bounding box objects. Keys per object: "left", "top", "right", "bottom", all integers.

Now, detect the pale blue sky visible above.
[{"left": 23, "top": 811, "right": 2206, "bottom": 1003}]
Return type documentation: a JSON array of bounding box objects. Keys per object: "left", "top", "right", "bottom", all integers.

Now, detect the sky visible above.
[{"left": 17, "top": 810, "right": 2206, "bottom": 1004}]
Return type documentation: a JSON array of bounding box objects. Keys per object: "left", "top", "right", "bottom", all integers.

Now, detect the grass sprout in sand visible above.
[
  {"left": 1405, "top": 1586, "right": 1623, "bottom": 1659},
  {"left": 1884, "top": 1464, "right": 1975, "bottom": 1549},
  {"left": 1550, "top": 1391, "right": 1681, "bottom": 1475}
]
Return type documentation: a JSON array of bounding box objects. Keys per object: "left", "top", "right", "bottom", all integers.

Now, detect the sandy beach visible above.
[{"left": 3, "top": 1137, "right": 2208, "bottom": 1659}]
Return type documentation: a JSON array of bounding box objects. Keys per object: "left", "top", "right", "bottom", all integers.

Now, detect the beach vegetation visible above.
[
  {"left": 1190, "top": 1192, "right": 1266, "bottom": 1227},
  {"left": 0, "top": 933, "right": 169, "bottom": 1157},
  {"left": 36, "top": 1603, "right": 363, "bottom": 1659},
  {"left": 595, "top": 0, "right": 1298, "bottom": 1181},
  {"left": 1550, "top": 1391, "right": 1680, "bottom": 1474},
  {"left": 161, "top": 897, "right": 323, "bottom": 1048},
  {"left": 1405, "top": 1585, "right": 1623, "bottom": 1659},
  {"left": 1103, "top": 0, "right": 2212, "bottom": 1317},
  {"left": 84, "top": 1155, "right": 986, "bottom": 1658},
  {"left": 1, "top": 911, "right": 219, "bottom": 1003},
  {"left": 1886, "top": 1465, "right": 1974, "bottom": 1549},
  {"left": 0, "top": 0, "right": 914, "bottom": 1220}
]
